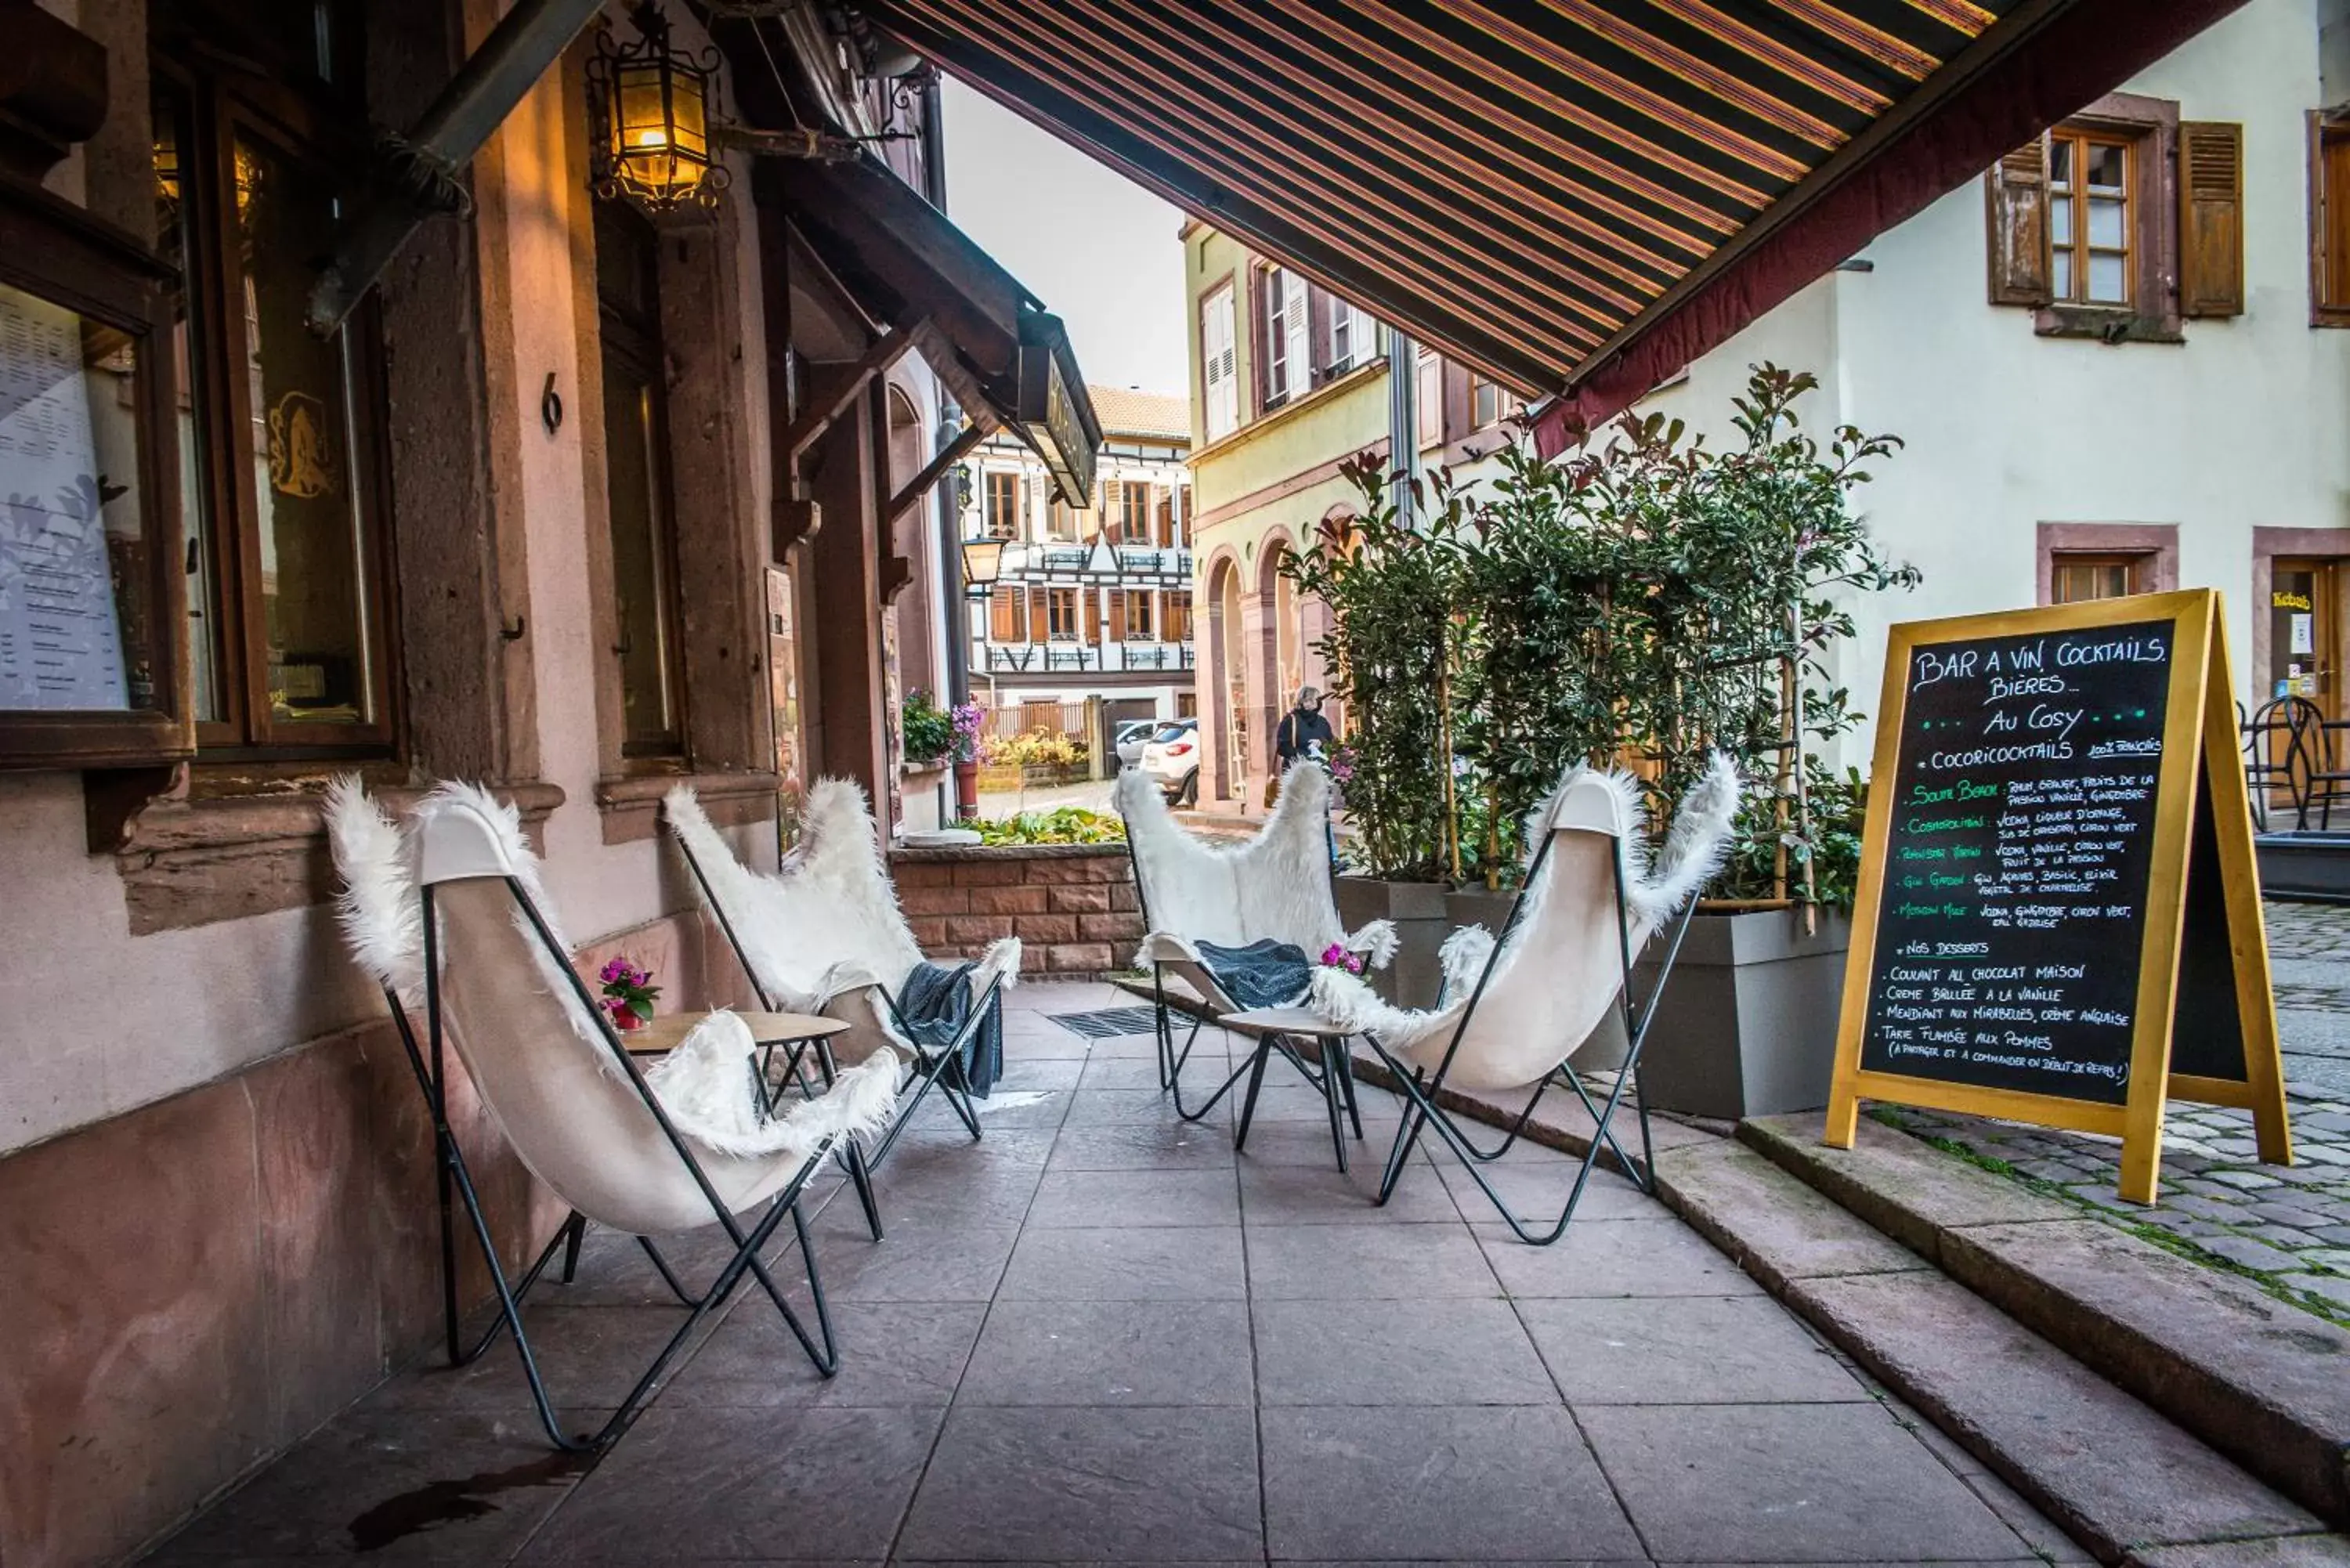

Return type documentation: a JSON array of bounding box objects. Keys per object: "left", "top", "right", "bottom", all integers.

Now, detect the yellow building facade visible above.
[{"left": 1180, "top": 222, "right": 1520, "bottom": 806}]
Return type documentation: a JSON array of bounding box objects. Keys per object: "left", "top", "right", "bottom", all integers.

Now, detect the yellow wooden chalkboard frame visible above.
[{"left": 1822, "top": 589, "right": 2290, "bottom": 1203}]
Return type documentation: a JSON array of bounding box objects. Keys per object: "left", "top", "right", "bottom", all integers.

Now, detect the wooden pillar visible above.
[{"left": 807, "top": 396, "right": 889, "bottom": 816}]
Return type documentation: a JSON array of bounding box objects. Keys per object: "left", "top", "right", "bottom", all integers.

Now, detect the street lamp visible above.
[
  {"left": 961, "top": 537, "right": 1006, "bottom": 602},
  {"left": 587, "top": 2, "right": 726, "bottom": 213}
]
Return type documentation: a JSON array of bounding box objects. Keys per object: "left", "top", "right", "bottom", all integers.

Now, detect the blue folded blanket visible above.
[
  {"left": 1194, "top": 938, "right": 1315, "bottom": 1011},
  {"left": 898, "top": 959, "right": 1002, "bottom": 1097}
]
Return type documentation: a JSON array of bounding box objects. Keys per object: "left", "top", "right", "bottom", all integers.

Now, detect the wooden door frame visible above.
[{"left": 2251, "top": 527, "right": 2350, "bottom": 720}]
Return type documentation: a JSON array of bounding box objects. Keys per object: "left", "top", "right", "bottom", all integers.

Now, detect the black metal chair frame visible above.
[
  {"left": 674, "top": 832, "right": 1003, "bottom": 1241},
  {"left": 410, "top": 874, "right": 843, "bottom": 1452},
  {"left": 2243, "top": 694, "right": 2317, "bottom": 831},
  {"left": 1362, "top": 831, "right": 1701, "bottom": 1247}
]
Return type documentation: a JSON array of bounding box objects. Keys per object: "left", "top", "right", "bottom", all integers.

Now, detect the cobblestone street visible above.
[{"left": 1877, "top": 900, "right": 2350, "bottom": 1327}]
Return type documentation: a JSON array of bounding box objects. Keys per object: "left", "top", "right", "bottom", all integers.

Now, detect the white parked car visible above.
[
  {"left": 1137, "top": 719, "right": 1201, "bottom": 805},
  {"left": 1113, "top": 718, "right": 1161, "bottom": 771}
]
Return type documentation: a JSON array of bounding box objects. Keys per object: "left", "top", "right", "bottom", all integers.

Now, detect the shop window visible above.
[
  {"left": 1046, "top": 587, "right": 1079, "bottom": 641},
  {"left": 0, "top": 172, "right": 188, "bottom": 768},
  {"left": 1259, "top": 265, "right": 1308, "bottom": 410},
  {"left": 155, "top": 78, "right": 397, "bottom": 757},
  {"left": 1124, "top": 591, "right": 1155, "bottom": 641},
  {"left": 595, "top": 201, "right": 684, "bottom": 759},
  {"left": 1199, "top": 281, "right": 1237, "bottom": 440},
  {"left": 2312, "top": 112, "right": 2350, "bottom": 327},
  {"left": 1987, "top": 100, "right": 2240, "bottom": 338},
  {"left": 985, "top": 469, "right": 1022, "bottom": 539}
]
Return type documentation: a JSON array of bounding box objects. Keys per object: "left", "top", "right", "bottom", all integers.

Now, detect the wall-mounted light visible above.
[
  {"left": 961, "top": 537, "right": 1005, "bottom": 602},
  {"left": 587, "top": 2, "right": 727, "bottom": 213}
]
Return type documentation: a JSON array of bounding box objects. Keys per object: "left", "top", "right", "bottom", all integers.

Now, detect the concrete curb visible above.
[{"left": 1740, "top": 1112, "right": 2350, "bottom": 1530}]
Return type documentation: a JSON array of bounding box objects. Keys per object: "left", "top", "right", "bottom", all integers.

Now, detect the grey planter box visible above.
[
  {"left": 1633, "top": 909, "right": 1851, "bottom": 1120},
  {"left": 1336, "top": 876, "right": 1450, "bottom": 1007}
]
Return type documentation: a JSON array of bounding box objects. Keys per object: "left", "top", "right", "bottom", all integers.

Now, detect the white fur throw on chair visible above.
[
  {"left": 663, "top": 778, "right": 1020, "bottom": 1024},
  {"left": 1302, "top": 751, "right": 1742, "bottom": 1086},
  {"left": 324, "top": 776, "right": 895, "bottom": 1163},
  {"left": 1115, "top": 759, "right": 1396, "bottom": 983}
]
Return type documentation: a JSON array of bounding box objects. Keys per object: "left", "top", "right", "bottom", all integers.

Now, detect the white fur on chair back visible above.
[
  {"left": 1307, "top": 753, "right": 1741, "bottom": 1092},
  {"left": 666, "top": 779, "right": 924, "bottom": 1010},
  {"left": 324, "top": 775, "right": 424, "bottom": 1003},
  {"left": 1115, "top": 761, "right": 1351, "bottom": 954},
  {"left": 414, "top": 784, "right": 893, "bottom": 1234}
]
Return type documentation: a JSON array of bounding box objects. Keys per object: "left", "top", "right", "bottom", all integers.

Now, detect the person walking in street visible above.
[
  {"left": 1274, "top": 685, "right": 1335, "bottom": 780},
  {"left": 1273, "top": 685, "right": 1339, "bottom": 865}
]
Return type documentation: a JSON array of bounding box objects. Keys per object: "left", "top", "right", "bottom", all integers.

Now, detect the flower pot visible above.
[
  {"left": 954, "top": 758, "right": 979, "bottom": 818},
  {"left": 1632, "top": 908, "right": 1852, "bottom": 1120},
  {"left": 610, "top": 1005, "right": 647, "bottom": 1032}
]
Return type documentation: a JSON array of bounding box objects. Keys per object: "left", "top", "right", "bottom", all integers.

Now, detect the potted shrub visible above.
[{"left": 1613, "top": 367, "right": 1916, "bottom": 1119}]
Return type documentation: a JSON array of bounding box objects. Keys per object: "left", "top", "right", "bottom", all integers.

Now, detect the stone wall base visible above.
[{"left": 891, "top": 844, "right": 1142, "bottom": 980}]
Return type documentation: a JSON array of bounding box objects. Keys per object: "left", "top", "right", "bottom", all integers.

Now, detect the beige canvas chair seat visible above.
[{"left": 1302, "top": 753, "right": 1741, "bottom": 1245}]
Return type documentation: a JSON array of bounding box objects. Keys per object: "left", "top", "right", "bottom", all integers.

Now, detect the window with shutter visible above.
[
  {"left": 1165, "top": 591, "right": 1192, "bottom": 644},
  {"left": 2312, "top": 112, "right": 2350, "bottom": 327},
  {"left": 1199, "top": 282, "right": 1238, "bottom": 440},
  {"left": 1329, "top": 299, "right": 1375, "bottom": 374},
  {"left": 1047, "top": 588, "right": 1079, "bottom": 641},
  {"left": 1985, "top": 137, "right": 2054, "bottom": 306},
  {"left": 1988, "top": 98, "right": 2191, "bottom": 342},
  {"left": 985, "top": 470, "right": 1022, "bottom": 539},
  {"left": 2179, "top": 121, "right": 2243, "bottom": 318}
]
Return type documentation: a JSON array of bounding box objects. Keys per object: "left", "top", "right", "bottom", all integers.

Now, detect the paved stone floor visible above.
[
  {"left": 141, "top": 981, "right": 2081, "bottom": 1567},
  {"left": 1879, "top": 900, "right": 2350, "bottom": 1326}
]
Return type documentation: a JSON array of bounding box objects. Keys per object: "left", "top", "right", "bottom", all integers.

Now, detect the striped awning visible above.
[{"left": 866, "top": 0, "right": 2249, "bottom": 446}]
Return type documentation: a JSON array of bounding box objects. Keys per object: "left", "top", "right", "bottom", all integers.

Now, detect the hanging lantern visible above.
[
  {"left": 587, "top": 2, "right": 727, "bottom": 212},
  {"left": 960, "top": 537, "right": 1006, "bottom": 602}
]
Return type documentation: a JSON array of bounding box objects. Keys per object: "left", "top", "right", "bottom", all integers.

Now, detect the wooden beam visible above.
[
  {"left": 777, "top": 321, "right": 926, "bottom": 468},
  {"left": 884, "top": 418, "right": 991, "bottom": 529}
]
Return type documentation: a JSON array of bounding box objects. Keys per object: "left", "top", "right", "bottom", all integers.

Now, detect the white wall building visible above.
[
  {"left": 1643, "top": 0, "right": 2350, "bottom": 766},
  {"left": 963, "top": 385, "right": 1197, "bottom": 732}
]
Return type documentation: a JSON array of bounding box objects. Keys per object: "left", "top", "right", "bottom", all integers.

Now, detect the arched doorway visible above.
[{"left": 1206, "top": 555, "right": 1246, "bottom": 803}]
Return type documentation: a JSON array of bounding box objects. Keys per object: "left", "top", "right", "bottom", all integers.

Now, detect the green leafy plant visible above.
[
  {"left": 969, "top": 807, "right": 1127, "bottom": 846},
  {"left": 901, "top": 690, "right": 956, "bottom": 766}
]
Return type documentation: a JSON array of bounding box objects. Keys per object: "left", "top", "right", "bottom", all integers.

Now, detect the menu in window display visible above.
[{"left": 0, "top": 284, "right": 128, "bottom": 710}]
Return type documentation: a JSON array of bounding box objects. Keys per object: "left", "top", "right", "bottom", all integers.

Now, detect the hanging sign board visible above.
[{"left": 1824, "top": 590, "right": 2291, "bottom": 1202}]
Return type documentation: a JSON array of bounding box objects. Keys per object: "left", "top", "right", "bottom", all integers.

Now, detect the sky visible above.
[{"left": 939, "top": 76, "right": 1191, "bottom": 398}]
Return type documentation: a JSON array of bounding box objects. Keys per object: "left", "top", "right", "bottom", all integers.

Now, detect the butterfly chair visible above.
[
  {"left": 402, "top": 782, "right": 898, "bottom": 1450},
  {"left": 1303, "top": 753, "right": 1740, "bottom": 1245},
  {"left": 1115, "top": 761, "right": 1397, "bottom": 1128},
  {"left": 664, "top": 781, "right": 1018, "bottom": 1236}
]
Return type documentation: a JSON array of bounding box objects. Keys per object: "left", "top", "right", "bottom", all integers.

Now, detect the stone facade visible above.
[{"left": 891, "top": 845, "right": 1144, "bottom": 980}]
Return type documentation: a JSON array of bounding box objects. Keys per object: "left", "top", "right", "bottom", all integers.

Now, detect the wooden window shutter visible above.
[
  {"left": 1985, "top": 136, "right": 2054, "bottom": 306},
  {"left": 991, "top": 586, "right": 1016, "bottom": 641},
  {"left": 1027, "top": 589, "right": 1047, "bottom": 644},
  {"left": 2311, "top": 112, "right": 2350, "bottom": 326},
  {"left": 2179, "top": 121, "right": 2244, "bottom": 318},
  {"left": 1108, "top": 591, "right": 1126, "bottom": 643}
]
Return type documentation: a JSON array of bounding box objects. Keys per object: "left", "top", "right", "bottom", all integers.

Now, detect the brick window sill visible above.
[
  {"left": 596, "top": 769, "right": 777, "bottom": 844},
  {"left": 98, "top": 771, "right": 565, "bottom": 935}
]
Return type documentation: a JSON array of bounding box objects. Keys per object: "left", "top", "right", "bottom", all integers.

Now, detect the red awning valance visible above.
[{"left": 866, "top": 0, "right": 2251, "bottom": 447}]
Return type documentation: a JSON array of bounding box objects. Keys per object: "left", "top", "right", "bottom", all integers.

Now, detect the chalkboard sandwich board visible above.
[{"left": 1823, "top": 589, "right": 2290, "bottom": 1203}]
